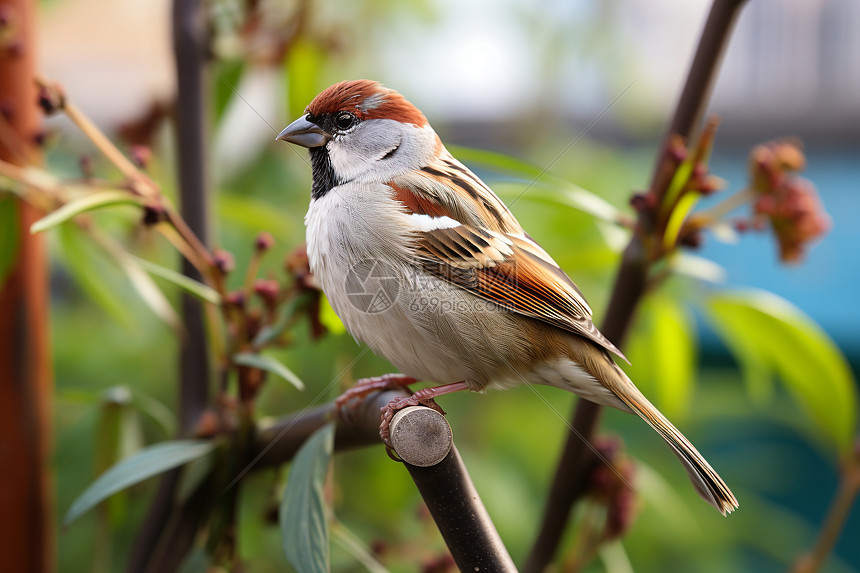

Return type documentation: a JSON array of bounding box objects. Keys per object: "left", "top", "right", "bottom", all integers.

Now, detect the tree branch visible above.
[{"left": 524, "top": 1, "right": 748, "bottom": 571}]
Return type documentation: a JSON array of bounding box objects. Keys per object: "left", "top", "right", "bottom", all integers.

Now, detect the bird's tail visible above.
[{"left": 604, "top": 364, "right": 739, "bottom": 515}]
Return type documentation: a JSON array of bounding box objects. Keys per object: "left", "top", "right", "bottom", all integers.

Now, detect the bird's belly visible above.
[{"left": 317, "top": 257, "right": 499, "bottom": 385}]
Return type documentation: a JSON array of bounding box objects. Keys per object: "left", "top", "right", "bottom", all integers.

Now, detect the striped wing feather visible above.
[{"left": 389, "top": 156, "right": 625, "bottom": 360}]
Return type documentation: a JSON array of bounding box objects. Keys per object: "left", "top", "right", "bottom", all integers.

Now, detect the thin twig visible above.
[{"left": 58, "top": 99, "right": 159, "bottom": 200}]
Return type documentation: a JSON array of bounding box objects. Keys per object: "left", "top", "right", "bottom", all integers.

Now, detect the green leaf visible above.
[
  {"left": 175, "top": 453, "right": 215, "bottom": 505},
  {"left": 252, "top": 296, "right": 303, "bottom": 348},
  {"left": 519, "top": 184, "right": 625, "bottom": 224},
  {"left": 57, "top": 223, "right": 135, "bottom": 326},
  {"left": 130, "top": 256, "right": 220, "bottom": 304},
  {"left": 95, "top": 387, "right": 143, "bottom": 475},
  {"left": 598, "top": 540, "right": 634, "bottom": 573},
  {"left": 281, "top": 423, "right": 335, "bottom": 573},
  {"left": 30, "top": 190, "right": 140, "bottom": 234},
  {"left": 105, "top": 242, "right": 182, "bottom": 331},
  {"left": 234, "top": 352, "right": 305, "bottom": 391},
  {"left": 624, "top": 293, "right": 696, "bottom": 421},
  {"left": 64, "top": 440, "right": 217, "bottom": 527},
  {"left": 449, "top": 145, "right": 625, "bottom": 224},
  {"left": 121, "top": 259, "right": 182, "bottom": 330},
  {"left": 0, "top": 196, "right": 20, "bottom": 287},
  {"left": 661, "top": 158, "right": 695, "bottom": 218},
  {"left": 663, "top": 191, "right": 700, "bottom": 250},
  {"left": 706, "top": 289, "right": 858, "bottom": 453}
]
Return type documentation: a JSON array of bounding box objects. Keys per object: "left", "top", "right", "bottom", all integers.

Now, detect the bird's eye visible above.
[{"left": 335, "top": 112, "right": 356, "bottom": 131}]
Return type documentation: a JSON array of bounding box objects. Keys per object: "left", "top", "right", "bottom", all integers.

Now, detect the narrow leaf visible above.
[
  {"left": 31, "top": 190, "right": 140, "bottom": 234},
  {"left": 599, "top": 541, "right": 635, "bottom": 573},
  {"left": 525, "top": 184, "right": 625, "bottom": 224},
  {"left": 281, "top": 423, "right": 335, "bottom": 573},
  {"left": 58, "top": 223, "right": 134, "bottom": 326},
  {"left": 663, "top": 191, "right": 700, "bottom": 250},
  {"left": 88, "top": 235, "right": 184, "bottom": 331},
  {"left": 661, "top": 158, "right": 696, "bottom": 218},
  {"left": 667, "top": 252, "right": 727, "bottom": 284},
  {"left": 448, "top": 144, "right": 546, "bottom": 180},
  {"left": 118, "top": 255, "right": 182, "bottom": 331},
  {"left": 706, "top": 289, "right": 858, "bottom": 453},
  {"left": 64, "top": 440, "right": 217, "bottom": 527},
  {"left": 448, "top": 145, "right": 626, "bottom": 224},
  {"left": 234, "top": 352, "right": 305, "bottom": 390},
  {"left": 130, "top": 255, "right": 220, "bottom": 304},
  {"left": 252, "top": 296, "right": 302, "bottom": 348}
]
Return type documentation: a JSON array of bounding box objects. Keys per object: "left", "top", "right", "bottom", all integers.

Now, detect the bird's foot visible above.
[
  {"left": 335, "top": 373, "right": 417, "bottom": 425},
  {"left": 379, "top": 381, "right": 469, "bottom": 455}
]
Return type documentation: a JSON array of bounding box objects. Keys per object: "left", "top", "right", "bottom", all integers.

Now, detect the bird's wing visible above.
[{"left": 388, "top": 156, "right": 626, "bottom": 360}]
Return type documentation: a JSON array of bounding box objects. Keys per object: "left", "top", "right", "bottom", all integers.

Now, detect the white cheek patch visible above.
[{"left": 408, "top": 213, "right": 461, "bottom": 231}]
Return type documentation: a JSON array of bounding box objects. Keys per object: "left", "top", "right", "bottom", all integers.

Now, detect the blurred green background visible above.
[{"left": 33, "top": 0, "right": 860, "bottom": 571}]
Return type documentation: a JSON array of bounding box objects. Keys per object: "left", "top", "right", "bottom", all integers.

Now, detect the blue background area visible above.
[{"left": 703, "top": 145, "right": 860, "bottom": 358}]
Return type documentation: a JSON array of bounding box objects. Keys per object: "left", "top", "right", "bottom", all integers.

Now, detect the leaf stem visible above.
[{"left": 693, "top": 187, "right": 756, "bottom": 227}]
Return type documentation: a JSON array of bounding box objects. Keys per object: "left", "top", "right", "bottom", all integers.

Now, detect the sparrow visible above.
[{"left": 276, "top": 79, "right": 738, "bottom": 515}]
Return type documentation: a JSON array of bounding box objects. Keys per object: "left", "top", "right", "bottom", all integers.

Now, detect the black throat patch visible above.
[{"left": 308, "top": 146, "right": 340, "bottom": 199}]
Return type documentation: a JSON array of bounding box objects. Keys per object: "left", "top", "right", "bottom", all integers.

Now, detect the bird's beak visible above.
[{"left": 276, "top": 115, "right": 330, "bottom": 148}]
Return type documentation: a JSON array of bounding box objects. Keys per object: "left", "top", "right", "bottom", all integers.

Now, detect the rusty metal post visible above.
[{"left": 0, "top": 0, "right": 53, "bottom": 571}]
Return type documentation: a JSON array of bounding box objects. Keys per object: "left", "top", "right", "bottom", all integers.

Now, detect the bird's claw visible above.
[
  {"left": 378, "top": 388, "right": 447, "bottom": 450},
  {"left": 334, "top": 373, "right": 417, "bottom": 425}
]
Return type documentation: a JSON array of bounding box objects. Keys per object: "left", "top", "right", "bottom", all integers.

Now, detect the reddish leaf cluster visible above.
[{"left": 747, "top": 141, "right": 830, "bottom": 263}]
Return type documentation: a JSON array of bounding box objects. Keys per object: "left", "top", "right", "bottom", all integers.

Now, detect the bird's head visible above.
[{"left": 277, "top": 80, "right": 442, "bottom": 198}]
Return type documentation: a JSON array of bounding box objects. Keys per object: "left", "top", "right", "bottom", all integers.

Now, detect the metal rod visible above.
[
  {"left": 0, "top": 0, "right": 53, "bottom": 570},
  {"left": 128, "top": 1, "right": 211, "bottom": 570},
  {"left": 173, "top": 0, "right": 211, "bottom": 435},
  {"left": 404, "top": 446, "right": 518, "bottom": 572}
]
